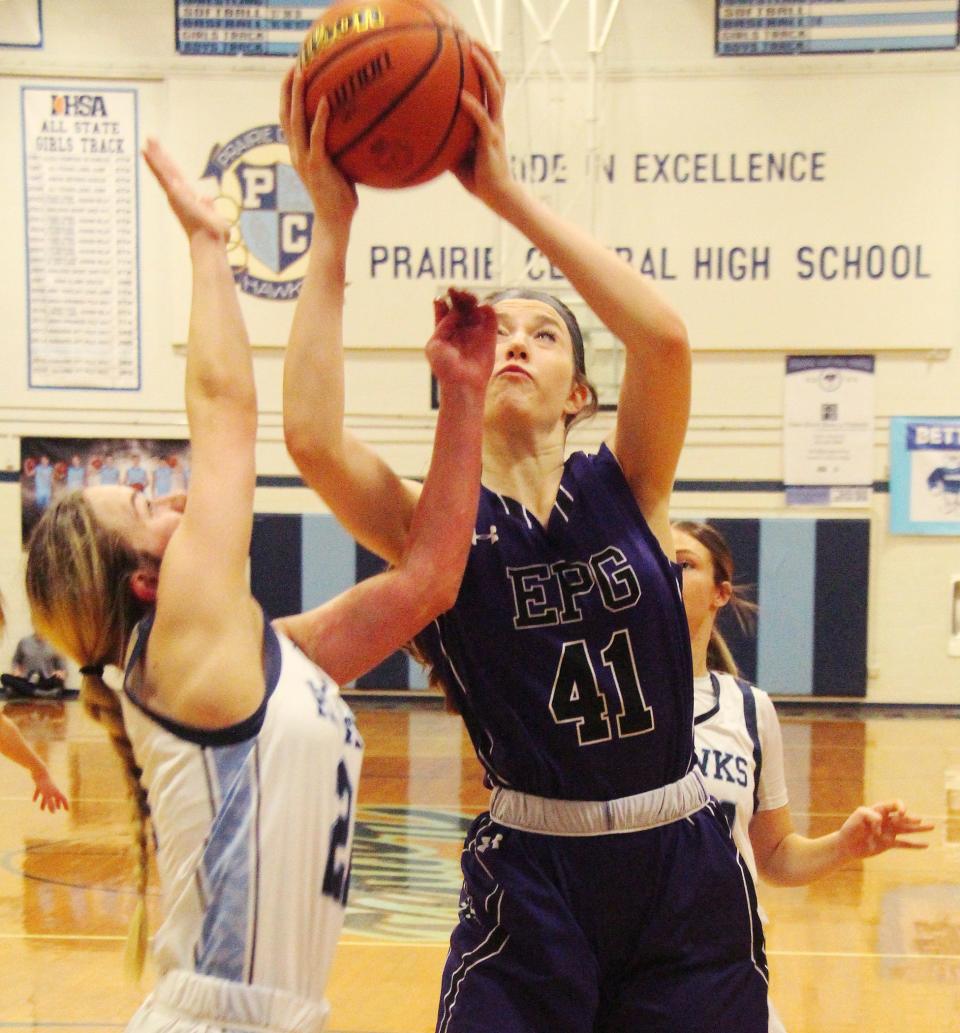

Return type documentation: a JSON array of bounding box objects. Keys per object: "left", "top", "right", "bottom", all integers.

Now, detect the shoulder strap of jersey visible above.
[{"left": 734, "top": 676, "right": 763, "bottom": 815}]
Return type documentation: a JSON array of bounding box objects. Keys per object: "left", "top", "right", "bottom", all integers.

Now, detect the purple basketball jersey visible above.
[{"left": 419, "top": 444, "right": 694, "bottom": 800}]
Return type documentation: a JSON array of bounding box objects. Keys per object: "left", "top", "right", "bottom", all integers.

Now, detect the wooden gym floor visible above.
[{"left": 0, "top": 695, "right": 957, "bottom": 1032}]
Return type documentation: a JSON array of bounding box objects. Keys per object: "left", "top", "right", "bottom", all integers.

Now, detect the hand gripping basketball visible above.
[{"left": 296, "top": 0, "right": 482, "bottom": 188}]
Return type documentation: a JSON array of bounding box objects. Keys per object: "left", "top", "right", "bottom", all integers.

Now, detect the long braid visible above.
[
  {"left": 81, "top": 671, "right": 151, "bottom": 978},
  {"left": 26, "top": 492, "right": 153, "bottom": 980}
]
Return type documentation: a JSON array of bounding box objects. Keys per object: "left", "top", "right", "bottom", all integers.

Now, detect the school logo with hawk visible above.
[{"left": 202, "top": 125, "right": 313, "bottom": 301}]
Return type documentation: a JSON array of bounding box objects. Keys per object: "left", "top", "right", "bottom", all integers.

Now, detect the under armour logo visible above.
[
  {"left": 477, "top": 833, "right": 503, "bottom": 853},
  {"left": 472, "top": 525, "right": 499, "bottom": 546}
]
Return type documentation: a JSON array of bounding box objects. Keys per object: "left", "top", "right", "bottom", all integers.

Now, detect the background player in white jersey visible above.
[
  {"left": 281, "top": 46, "right": 769, "bottom": 1033},
  {"left": 24, "top": 141, "right": 495, "bottom": 1033},
  {"left": 673, "top": 519, "right": 933, "bottom": 1033}
]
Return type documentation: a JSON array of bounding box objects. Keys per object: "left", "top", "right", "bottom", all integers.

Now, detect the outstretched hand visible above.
[
  {"left": 453, "top": 41, "right": 512, "bottom": 206},
  {"left": 32, "top": 769, "right": 69, "bottom": 813},
  {"left": 142, "top": 138, "right": 228, "bottom": 244},
  {"left": 280, "top": 64, "right": 357, "bottom": 227},
  {"left": 838, "top": 799, "right": 933, "bottom": 859},
  {"left": 427, "top": 289, "right": 496, "bottom": 396}
]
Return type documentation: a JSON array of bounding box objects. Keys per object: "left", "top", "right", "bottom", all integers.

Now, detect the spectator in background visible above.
[
  {"left": 0, "top": 599, "right": 68, "bottom": 810},
  {"left": 2, "top": 631, "right": 68, "bottom": 699}
]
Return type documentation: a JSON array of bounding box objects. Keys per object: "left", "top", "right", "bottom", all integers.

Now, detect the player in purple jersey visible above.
[
  {"left": 24, "top": 141, "right": 494, "bottom": 1032},
  {"left": 282, "top": 48, "right": 768, "bottom": 1033}
]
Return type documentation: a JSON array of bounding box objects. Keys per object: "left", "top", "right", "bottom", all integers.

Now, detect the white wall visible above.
[{"left": 0, "top": 1, "right": 957, "bottom": 700}]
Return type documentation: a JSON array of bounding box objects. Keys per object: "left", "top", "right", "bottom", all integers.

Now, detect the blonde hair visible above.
[
  {"left": 25, "top": 492, "right": 152, "bottom": 978},
  {"left": 672, "top": 520, "right": 757, "bottom": 678}
]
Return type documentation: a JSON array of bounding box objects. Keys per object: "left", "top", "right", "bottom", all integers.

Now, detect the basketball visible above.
[{"left": 297, "top": 0, "right": 482, "bottom": 189}]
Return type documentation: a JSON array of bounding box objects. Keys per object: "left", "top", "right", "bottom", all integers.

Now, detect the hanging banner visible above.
[
  {"left": 176, "top": 2, "right": 329, "bottom": 57},
  {"left": 783, "top": 355, "right": 875, "bottom": 506},
  {"left": 716, "top": 0, "right": 960, "bottom": 56},
  {"left": 21, "top": 85, "right": 141, "bottom": 390},
  {"left": 889, "top": 416, "right": 960, "bottom": 535},
  {"left": 159, "top": 67, "right": 960, "bottom": 354}
]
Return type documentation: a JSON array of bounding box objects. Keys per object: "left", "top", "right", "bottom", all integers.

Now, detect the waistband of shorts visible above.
[
  {"left": 489, "top": 769, "right": 708, "bottom": 836},
  {"left": 148, "top": 969, "right": 329, "bottom": 1033}
]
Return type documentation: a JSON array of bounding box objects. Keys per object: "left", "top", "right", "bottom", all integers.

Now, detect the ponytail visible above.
[
  {"left": 80, "top": 669, "right": 151, "bottom": 980},
  {"left": 26, "top": 492, "right": 153, "bottom": 980},
  {"left": 707, "top": 628, "right": 740, "bottom": 677}
]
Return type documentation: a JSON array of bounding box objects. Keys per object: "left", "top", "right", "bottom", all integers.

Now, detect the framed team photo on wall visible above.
[{"left": 20, "top": 436, "right": 190, "bottom": 545}]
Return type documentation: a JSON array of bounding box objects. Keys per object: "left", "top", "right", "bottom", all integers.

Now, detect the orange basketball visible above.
[{"left": 297, "top": 0, "right": 481, "bottom": 189}]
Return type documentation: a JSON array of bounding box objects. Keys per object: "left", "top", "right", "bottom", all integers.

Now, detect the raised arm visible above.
[
  {"left": 139, "top": 141, "right": 263, "bottom": 728},
  {"left": 458, "top": 44, "right": 690, "bottom": 548},
  {"left": 276, "top": 291, "right": 494, "bottom": 684},
  {"left": 280, "top": 67, "right": 421, "bottom": 566}
]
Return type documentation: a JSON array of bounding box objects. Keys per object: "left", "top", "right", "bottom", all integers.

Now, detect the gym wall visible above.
[{"left": 0, "top": 1, "right": 957, "bottom": 701}]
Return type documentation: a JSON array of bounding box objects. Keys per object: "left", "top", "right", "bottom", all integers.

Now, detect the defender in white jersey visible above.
[
  {"left": 118, "top": 616, "right": 363, "bottom": 1029},
  {"left": 25, "top": 142, "right": 495, "bottom": 1033},
  {"left": 674, "top": 520, "right": 934, "bottom": 1033},
  {"left": 693, "top": 669, "right": 788, "bottom": 888}
]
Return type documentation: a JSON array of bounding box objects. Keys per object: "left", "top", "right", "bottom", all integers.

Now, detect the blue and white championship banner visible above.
[
  {"left": 716, "top": 0, "right": 960, "bottom": 56},
  {"left": 889, "top": 416, "right": 960, "bottom": 535},
  {"left": 176, "top": 2, "right": 331, "bottom": 56}
]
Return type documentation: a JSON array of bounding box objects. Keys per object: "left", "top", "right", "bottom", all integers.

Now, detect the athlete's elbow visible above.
[
  {"left": 401, "top": 560, "right": 463, "bottom": 624},
  {"left": 284, "top": 422, "right": 340, "bottom": 475},
  {"left": 421, "top": 574, "right": 463, "bottom": 622},
  {"left": 430, "top": 571, "right": 464, "bottom": 616},
  {"left": 661, "top": 319, "right": 691, "bottom": 371},
  {"left": 623, "top": 316, "right": 690, "bottom": 376}
]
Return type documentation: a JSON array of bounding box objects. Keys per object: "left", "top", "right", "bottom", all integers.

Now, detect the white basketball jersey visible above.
[
  {"left": 692, "top": 672, "right": 788, "bottom": 884},
  {"left": 120, "top": 617, "right": 363, "bottom": 1006}
]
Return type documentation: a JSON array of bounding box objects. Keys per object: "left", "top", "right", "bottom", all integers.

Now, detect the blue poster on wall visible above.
[{"left": 889, "top": 417, "right": 960, "bottom": 535}]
